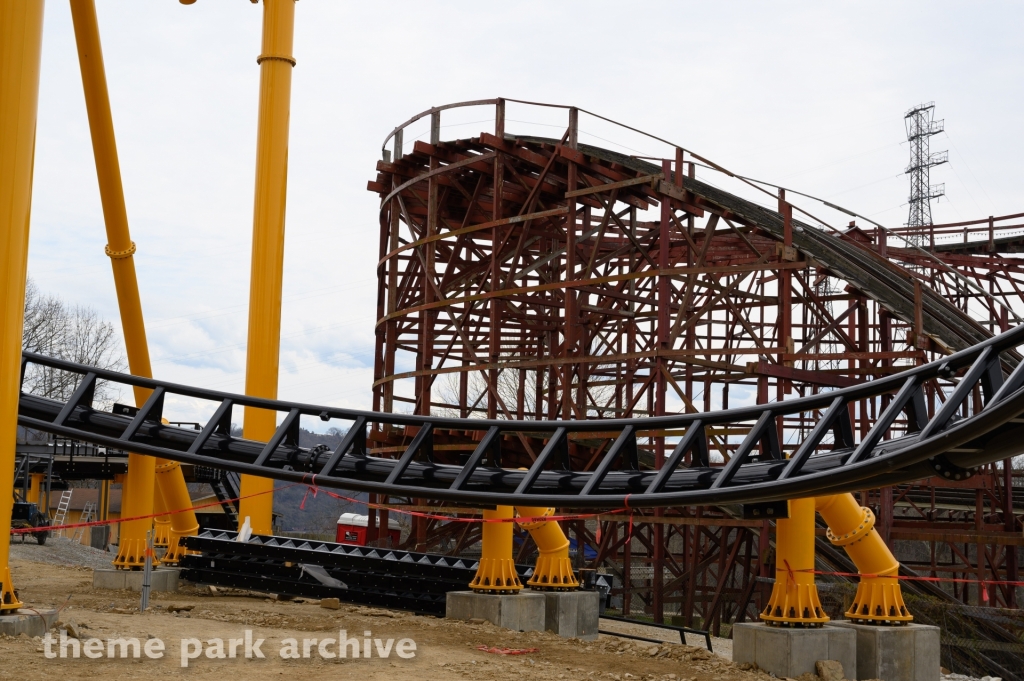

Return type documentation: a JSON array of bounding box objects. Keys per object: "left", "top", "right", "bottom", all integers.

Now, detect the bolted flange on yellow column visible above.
[
  {"left": 469, "top": 506, "right": 522, "bottom": 592},
  {"left": 816, "top": 494, "right": 912, "bottom": 624},
  {"left": 516, "top": 506, "right": 579, "bottom": 590},
  {"left": 761, "top": 497, "right": 828, "bottom": 626}
]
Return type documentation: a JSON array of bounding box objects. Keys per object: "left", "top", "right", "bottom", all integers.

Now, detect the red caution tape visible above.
[
  {"left": 310, "top": 484, "right": 626, "bottom": 525},
  {"left": 9, "top": 480, "right": 300, "bottom": 535},
  {"left": 786, "top": 567, "right": 1024, "bottom": 589}
]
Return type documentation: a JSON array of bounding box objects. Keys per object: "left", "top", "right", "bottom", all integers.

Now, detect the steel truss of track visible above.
[
  {"left": 179, "top": 529, "right": 531, "bottom": 616},
  {"left": 15, "top": 321, "right": 1024, "bottom": 509}
]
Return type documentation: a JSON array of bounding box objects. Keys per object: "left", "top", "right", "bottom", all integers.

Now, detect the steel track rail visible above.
[{"left": 16, "top": 324, "right": 1024, "bottom": 508}]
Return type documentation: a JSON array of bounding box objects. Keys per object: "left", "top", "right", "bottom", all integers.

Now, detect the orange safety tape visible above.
[
  {"left": 11, "top": 477, "right": 619, "bottom": 534},
  {"left": 783, "top": 567, "right": 1024, "bottom": 589},
  {"left": 16, "top": 475, "right": 1022, "bottom": 594},
  {"left": 9, "top": 481, "right": 301, "bottom": 535},
  {"left": 307, "top": 483, "right": 628, "bottom": 525},
  {"left": 782, "top": 558, "right": 797, "bottom": 586}
]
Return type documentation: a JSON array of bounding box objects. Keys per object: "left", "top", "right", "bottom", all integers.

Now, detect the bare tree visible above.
[
  {"left": 433, "top": 358, "right": 614, "bottom": 419},
  {"left": 21, "top": 277, "right": 126, "bottom": 408}
]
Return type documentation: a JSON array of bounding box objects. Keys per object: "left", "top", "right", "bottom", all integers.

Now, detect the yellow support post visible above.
[
  {"left": 516, "top": 506, "right": 579, "bottom": 590},
  {"left": 69, "top": 0, "right": 200, "bottom": 568},
  {"left": 236, "top": 0, "right": 298, "bottom": 534},
  {"left": 816, "top": 493, "right": 911, "bottom": 623},
  {"left": 761, "top": 497, "right": 828, "bottom": 626},
  {"left": 469, "top": 506, "right": 522, "bottom": 592},
  {"left": 152, "top": 482, "right": 171, "bottom": 548},
  {"left": 156, "top": 459, "right": 199, "bottom": 564},
  {"left": 0, "top": 0, "right": 45, "bottom": 611},
  {"left": 28, "top": 473, "right": 45, "bottom": 507}
]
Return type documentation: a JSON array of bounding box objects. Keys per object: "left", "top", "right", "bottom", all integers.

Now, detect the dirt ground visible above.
[{"left": 1, "top": 549, "right": 771, "bottom": 681}]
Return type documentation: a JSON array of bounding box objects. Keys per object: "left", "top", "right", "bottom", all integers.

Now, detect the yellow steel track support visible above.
[
  {"left": 70, "top": 0, "right": 200, "bottom": 568},
  {"left": 516, "top": 507, "right": 579, "bottom": 590},
  {"left": 816, "top": 493, "right": 912, "bottom": 623},
  {"left": 469, "top": 506, "right": 522, "bottom": 592},
  {"left": 761, "top": 497, "right": 828, "bottom": 626},
  {"left": 156, "top": 459, "right": 198, "bottom": 565},
  {"left": 237, "top": 0, "right": 298, "bottom": 534},
  {"left": 0, "top": 0, "right": 45, "bottom": 611},
  {"left": 28, "top": 473, "right": 45, "bottom": 506},
  {"left": 152, "top": 482, "right": 171, "bottom": 548},
  {"left": 468, "top": 506, "right": 579, "bottom": 592}
]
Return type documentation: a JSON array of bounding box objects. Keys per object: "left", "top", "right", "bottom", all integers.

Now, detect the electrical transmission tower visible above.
[{"left": 904, "top": 102, "right": 948, "bottom": 246}]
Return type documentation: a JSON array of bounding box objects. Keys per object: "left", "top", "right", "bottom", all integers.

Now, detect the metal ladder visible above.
[
  {"left": 51, "top": 489, "right": 73, "bottom": 537},
  {"left": 71, "top": 500, "right": 95, "bottom": 544},
  {"left": 209, "top": 472, "right": 240, "bottom": 528}
]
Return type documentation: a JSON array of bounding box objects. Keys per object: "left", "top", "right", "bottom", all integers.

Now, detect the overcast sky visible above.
[{"left": 26, "top": 1, "right": 1024, "bottom": 424}]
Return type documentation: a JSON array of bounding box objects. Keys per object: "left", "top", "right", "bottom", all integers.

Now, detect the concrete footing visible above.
[
  {"left": 0, "top": 608, "right": 58, "bottom": 637},
  {"left": 445, "top": 591, "right": 545, "bottom": 632},
  {"left": 732, "top": 622, "right": 856, "bottom": 679},
  {"left": 92, "top": 568, "right": 180, "bottom": 592},
  {"left": 542, "top": 590, "right": 600, "bottom": 640},
  {"left": 830, "top": 621, "right": 940, "bottom": 681}
]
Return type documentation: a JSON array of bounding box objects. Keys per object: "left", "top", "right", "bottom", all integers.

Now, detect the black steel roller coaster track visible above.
[{"left": 15, "top": 323, "right": 1024, "bottom": 509}]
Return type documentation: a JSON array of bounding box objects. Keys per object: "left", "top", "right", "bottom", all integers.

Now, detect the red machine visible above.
[{"left": 336, "top": 513, "right": 401, "bottom": 546}]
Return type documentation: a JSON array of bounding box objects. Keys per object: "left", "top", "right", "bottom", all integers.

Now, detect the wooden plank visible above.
[
  {"left": 745, "top": 360, "right": 861, "bottom": 388},
  {"left": 377, "top": 260, "right": 810, "bottom": 324},
  {"left": 783, "top": 350, "right": 925, "bottom": 361},
  {"left": 565, "top": 174, "right": 662, "bottom": 198}
]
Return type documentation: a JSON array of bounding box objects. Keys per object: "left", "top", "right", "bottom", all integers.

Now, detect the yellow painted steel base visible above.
[
  {"left": 155, "top": 460, "right": 200, "bottom": 565},
  {"left": 816, "top": 494, "right": 912, "bottom": 624},
  {"left": 112, "top": 452, "right": 155, "bottom": 569},
  {"left": 517, "top": 506, "right": 579, "bottom": 590},
  {"left": 761, "top": 497, "right": 828, "bottom": 626},
  {"left": 1, "top": 566, "right": 23, "bottom": 611},
  {"left": 469, "top": 506, "right": 523, "bottom": 593}
]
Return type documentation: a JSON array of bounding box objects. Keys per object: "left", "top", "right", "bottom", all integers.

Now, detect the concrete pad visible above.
[
  {"left": 732, "top": 622, "right": 856, "bottom": 679},
  {"left": 0, "top": 608, "right": 58, "bottom": 637},
  {"left": 830, "top": 621, "right": 940, "bottom": 681},
  {"left": 541, "top": 590, "right": 600, "bottom": 641},
  {"left": 446, "top": 591, "right": 545, "bottom": 632},
  {"left": 92, "top": 568, "right": 180, "bottom": 592}
]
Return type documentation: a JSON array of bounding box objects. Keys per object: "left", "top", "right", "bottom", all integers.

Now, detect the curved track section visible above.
[
  {"left": 16, "top": 323, "right": 1024, "bottom": 508},
  {"left": 551, "top": 139, "right": 995, "bottom": 356}
]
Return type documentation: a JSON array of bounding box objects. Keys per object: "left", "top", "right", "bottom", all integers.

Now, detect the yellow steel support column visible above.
[
  {"left": 0, "top": 0, "right": 45, "bottom": 611},
  {"left": 237, "top": 0, "right": 297, "bottom": 534},
  {"left": 156, "top": 459, "right": 198, "bottom": 564},
  {"left": 469, "top": 506, "right": 522, "bottom": 592},
  {"left": 28, "top": 473, "right": 45, "bottom": 507},
  {"left": 816, "top": 493, "right": 912, "bottom": 623},
  {"left": 152, "top": 482, "right": 171, "bottom": 548},
  {"left": 516, "top": 506, "right": 579, "bottom": 590},
  {"left": 70, "top": 0, "right": 200, "bottom": 568},
  {"left": 761, "top": 497, "right": 827, "bottom": 626}
]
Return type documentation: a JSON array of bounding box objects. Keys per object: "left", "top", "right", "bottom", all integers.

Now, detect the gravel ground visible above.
[
  {"left": 1, "top": 555, "right": 771, "bottom": 681},
  {"left": 597, "top": 619, "right": 733, "bottom": 661},
  {"left": 9, "top": 536, "right": 113, "bottom": 570}
]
